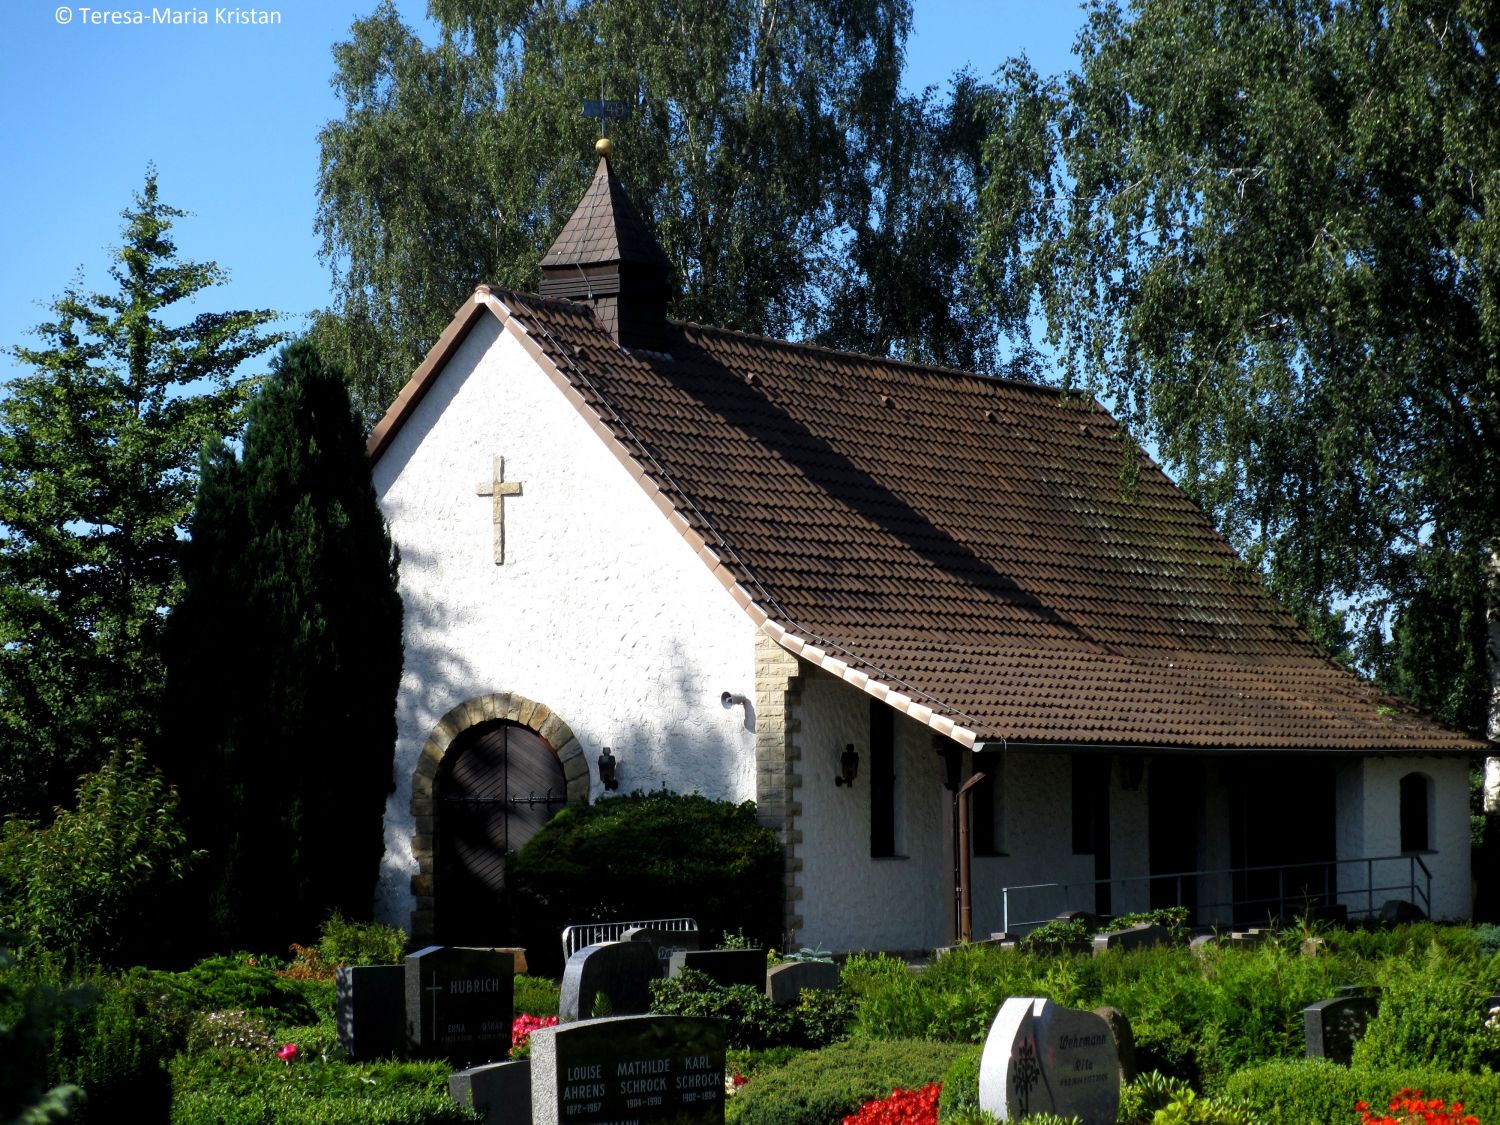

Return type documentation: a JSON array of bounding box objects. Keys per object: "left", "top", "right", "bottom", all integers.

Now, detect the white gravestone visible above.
[{"left": 978, "top": 997, "right": 1120, "bottom": 1125}]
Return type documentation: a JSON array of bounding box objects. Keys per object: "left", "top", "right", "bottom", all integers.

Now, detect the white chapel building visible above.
[{"left": 368, "top": 156, "right": 1485, "bottom": 954}]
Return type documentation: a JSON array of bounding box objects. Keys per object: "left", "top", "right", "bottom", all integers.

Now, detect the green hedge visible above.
[
  {"left": 507, "top": 791, "right": 783, "bottom": 974},
  {"left": 168, "top": 1052, "right": 478, "bottom": 1124},
  {"left": 1221, "top": 1058, "right": 1500, "bottom": 1123},
  {"left": 726, "top": 1038, "right": 968, "bottom": 1125}
]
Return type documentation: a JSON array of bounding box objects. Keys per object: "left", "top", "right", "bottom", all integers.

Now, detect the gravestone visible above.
[
  {"left": 1092, "top": 1006, "right": 1137, "bottom": 1085},
  {"left": 336, "top": 964, "right": 407, "bottom": 1061},
  {"left": 1304, "top": 995, "right": 1379, "bottom": 1064},
  {"left": 978, "top": 996, "right": 1120, "bottom": 1125},
  {"left": 765, "top": 960, "right": 840, "bottom": 1004},
  {"left": 668, "top": 949, "right": 766, "bottom": 989},
  {"left": 560, "top": 941, "right": 661, "bottom": 1023},
  {"left": 1380, "top": 899, "right": 1427, "bottom": 924},
  {"left": 1092, "top": 923, "right": 1172, "bottom": 955},
  {"left": 405, "top": 945, "right": 515, "bottom": 1066},
  {"left": 450, "top": 1059, "right": 532, "bottom": 1125},
  {"left": 622, "top": 926, "right": 700, "bottom": 973},
  {"left": 530, "top": 1014, "right": 727, "bottom": 1125}
]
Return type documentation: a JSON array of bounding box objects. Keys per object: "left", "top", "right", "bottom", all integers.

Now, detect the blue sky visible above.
[{"left": 0, "top": 0, "right": 1088, "bottom": 385}]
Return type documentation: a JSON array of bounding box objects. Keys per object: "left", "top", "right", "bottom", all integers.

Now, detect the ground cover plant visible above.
[{"left": 12, "top": 917, "right": 1500, "bottom": 1123}]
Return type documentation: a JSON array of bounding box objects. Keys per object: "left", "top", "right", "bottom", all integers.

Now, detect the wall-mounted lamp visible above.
[
  {"left": 597, "top": 746, "right": 620, "bottom": 791},
  {"left": 721, "top": 691, "right": 749, "bottom": 709},
  {"left": 834, "top": 743, "right": 860, "bottom": 787}
]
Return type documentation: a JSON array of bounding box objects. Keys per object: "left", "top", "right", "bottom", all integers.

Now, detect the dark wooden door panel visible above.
[{"left": 435, "top": 720, "right": 567, "bottom": 944}]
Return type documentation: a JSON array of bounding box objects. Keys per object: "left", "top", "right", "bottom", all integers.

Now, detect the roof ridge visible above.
[{"left": 496, "top": 283, "right": 1074, "bottom": 399}]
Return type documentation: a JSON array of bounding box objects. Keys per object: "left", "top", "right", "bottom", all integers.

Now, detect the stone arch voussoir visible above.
[{"left": 408, "top": 692, "right": 587, "bottom": 942}]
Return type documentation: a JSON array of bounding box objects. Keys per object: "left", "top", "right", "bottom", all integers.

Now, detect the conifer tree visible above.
[
  {"left": 0, "top": 170, "right": 281, "bottom": 818},
  {"left": 166, "top": 340, "right": 403, "bottom": 950}
]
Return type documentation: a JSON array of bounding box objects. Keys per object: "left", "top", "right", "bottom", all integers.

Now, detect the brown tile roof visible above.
[
  {"left": 370, "top": 288, "right": 1489, "bottom": 754},
  {"left": 539, "top": 158, "right": 673, "bottom": 271}
]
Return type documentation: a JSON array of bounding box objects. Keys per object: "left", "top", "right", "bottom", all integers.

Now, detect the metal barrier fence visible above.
[
  {"left": 560, "top": 917, "right": 698, "bottom": 962},
  {"left": 1000, "top": 853, "right": 1431, "bottom": 935}
]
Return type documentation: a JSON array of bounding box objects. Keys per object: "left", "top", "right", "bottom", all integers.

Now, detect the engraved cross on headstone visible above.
[{"left": 476, "top": 456, "right": 523, "bottom": 565}]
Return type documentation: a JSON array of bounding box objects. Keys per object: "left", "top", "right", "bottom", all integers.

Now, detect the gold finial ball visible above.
[{"left": 595, "top": 136, "right": 614, "bottom": 158}]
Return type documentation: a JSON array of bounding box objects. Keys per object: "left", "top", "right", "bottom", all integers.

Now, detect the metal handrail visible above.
[
  {"left": 561, "top": 916, "right": 698, "bottom": 961},
  {"left": 1001, "top": 853, "right": 1431, "bottom": 935}
]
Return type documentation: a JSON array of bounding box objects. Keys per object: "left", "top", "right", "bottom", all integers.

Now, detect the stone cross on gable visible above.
[{"left": 476, "top": 456, "right": 523, "bottom": 565}]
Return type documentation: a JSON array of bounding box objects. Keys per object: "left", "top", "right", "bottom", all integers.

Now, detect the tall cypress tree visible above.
[{"left": 166, "top": 340, "right": 403, "bottom": 951}]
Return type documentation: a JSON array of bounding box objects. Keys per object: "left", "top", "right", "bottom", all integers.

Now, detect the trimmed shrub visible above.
[
  {"left": 1222, "top": 1058, "right": 1500, "bottom": 1124},
  {"left": 935, "top": 1045, "right": 982, "bottom": 1122},
  {"left": 507, "top": 791, "right": 782, "bottom": 974},
  {"left": 1352, "top": 942, "right": 1499, "bottom": 1072},
  {"left": 154, "top": 955, "right": 319, "bottom": 1027},
  {"left": 725, "top": 1038, "right": 968, "bottom": 1125},
  {"left": 167, "top": 1052, "right": 479, "bottom": 1124}
]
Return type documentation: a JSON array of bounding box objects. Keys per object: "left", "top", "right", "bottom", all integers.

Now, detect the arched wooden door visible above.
[{"left": 434, "top": 720, "right": 566, "bottom": 945}]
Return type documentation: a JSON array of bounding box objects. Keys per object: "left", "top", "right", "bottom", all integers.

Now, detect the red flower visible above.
[
  {"left": 276, "top": 1043, "right": 297, "bottom": 1062},
  {"left": 843, "top": 1082, "right": 942, "bottom": 1125}
]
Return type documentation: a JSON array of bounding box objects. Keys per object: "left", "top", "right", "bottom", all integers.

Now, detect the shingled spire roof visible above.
[
  {"left": 539, "top": 158, "right": 672, "bottom": 350},
  {"left": 540, "top": 158, "right": 672, "bottom": 271}
]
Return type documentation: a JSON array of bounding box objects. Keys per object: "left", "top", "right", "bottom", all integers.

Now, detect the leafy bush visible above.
[
  {"left": 154, "top": 955, "right": 319, "bottom": 1027},
  {"left": 1352, "top": 942, "right": 1499, "bottom": 1072},
  {"left": 1019, "top": 919, "right": 1091, "bottom": 950},
  {"left": 0, "top": 947, "right": 88, "bottom": 1123},
  {"left": 1221, "top": 1059, "right": 1500, "bottom": 1124},
  {"left": 42, "top": 970, "right": 189, "bottom": 1122},
  {"left": 513, "top": 974, "right": 561, "bottom": 1017},
  {"left": 316, "top": 914, "right": 407, "bottom": 967},
  {"left": 1477, "top": 923, "right": 1500, "bottom": 960},
  {"left": 507, "top": 791, "right": 783, "bottom": 974},
  {"left": 649, "top": 967, "right": 853, "bottom": 1049},
  {"left": 725, "top": 1038, "right": 969, "bottom": 1125},
  {"left": 0, "top": 747, "right": 196, "bottom": 965}
]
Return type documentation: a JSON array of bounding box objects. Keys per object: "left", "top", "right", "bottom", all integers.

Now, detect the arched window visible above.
[{"left": 1399, "top": 772, "right": 1432, "bottom": 853}]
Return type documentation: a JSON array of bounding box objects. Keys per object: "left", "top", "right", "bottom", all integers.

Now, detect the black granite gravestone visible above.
[
  {"left": 336, "top": 964, "right": 407, "bottom": 1061},
  {"left": 559, "top": 941, "right": 661, "bottom": 1022},
  {"left": 1304, "top": 995, "right": 1379, "bottom": 1064},
  {"left": 530, "top": 1015, "right": 727, "bottom": 1125},
  {"left": 765, "top": 960, "right": 839, "bottom": 1003},
  {"left": 450, "top": 1058, "right": 532, "bottom": 1124},
  {"left": 405, "top": 945, "right": 515, "bottom": 1067},
  {"left": 667, "top": 949, "right": 765, "bottom": 989}
]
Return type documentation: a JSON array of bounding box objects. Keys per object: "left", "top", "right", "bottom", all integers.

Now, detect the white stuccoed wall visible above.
[
  {"left": 371, "top": 313, "right": 758, "bottom": 928},
  {"left": 1336, "top": 755, "right": 1472, "bottom": 921},
  {"left": 794, "top": 667, "right": 950, "bottom": 953},
  {"left": 967, "top": 753, "right": 1098, "bottom": 937}
]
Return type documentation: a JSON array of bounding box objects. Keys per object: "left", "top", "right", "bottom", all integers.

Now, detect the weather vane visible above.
[{"left": 581, "top": 79, "right": 631, "bottom": 158}]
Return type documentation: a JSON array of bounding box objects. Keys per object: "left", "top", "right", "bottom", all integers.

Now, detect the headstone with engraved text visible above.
[
  {"left": 978, "top": 996, "right": 1120, "bottom": 1125},
  {"left": 530, "top": 1014, "right": 727, "bottom": 1125},
  {"left": 405, "top": 945, "right": 515, "bottom": 1067},
  {"left": 621, "top": 926, "right": 700, "bottom": 974}
]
